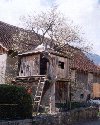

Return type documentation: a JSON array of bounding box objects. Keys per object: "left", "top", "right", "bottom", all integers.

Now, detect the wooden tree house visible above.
[{"left": 15, "top": 45, "right": 71, "bottom": 113}]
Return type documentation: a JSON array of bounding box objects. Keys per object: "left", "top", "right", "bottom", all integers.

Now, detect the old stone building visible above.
[
  {"left": 0, "top": 21, "right": 100, "bottom": 113},
  {"left": 70, "top": 48, "right": 100, "bottom": 102}
]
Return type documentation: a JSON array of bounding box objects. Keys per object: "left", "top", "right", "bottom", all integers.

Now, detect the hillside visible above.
[{"left": 86, "top": 53, "right": 100, "bottom": 66}]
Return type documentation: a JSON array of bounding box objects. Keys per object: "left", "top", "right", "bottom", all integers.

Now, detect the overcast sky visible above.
[{"left": 0, "top": 0, "right": 100, "bottom": 55}]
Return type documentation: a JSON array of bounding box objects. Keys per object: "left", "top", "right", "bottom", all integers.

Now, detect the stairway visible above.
[{"left": 33, "top": 76, "right": 46, "bottom": 112}]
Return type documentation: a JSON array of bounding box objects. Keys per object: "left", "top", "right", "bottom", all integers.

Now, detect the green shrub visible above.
[{"left": 0, "top": 84, "right": 32, "bottom": 120}]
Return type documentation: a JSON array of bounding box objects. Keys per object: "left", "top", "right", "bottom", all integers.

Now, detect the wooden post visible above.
[{"left": 69, "top": 81, "right": 71, "bottom": 110}]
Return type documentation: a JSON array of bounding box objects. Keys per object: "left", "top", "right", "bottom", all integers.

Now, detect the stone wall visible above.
[
  {"left": 0, "top": 119, "right": 32, "bottom": 125},
  {"left": 70, "top": 71, "right": 94, "bottom": 102},
  {"left": 33, "top": 107, "right": 98, "bottom": 125},
  {"left": 88, "top": 73, "right": 93, "bottom": 92},
  {"left": 0, "top": 107, "right": 99, "bottom": 125},
  {"left": 5, "top": 54, "right": 18, "bottom": 83},
  {"left": 0, "top": 53, "right": 7, "bottom": 84}
]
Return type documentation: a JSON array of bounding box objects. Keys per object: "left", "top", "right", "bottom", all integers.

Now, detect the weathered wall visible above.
[
  {"left": 71, "top": 71, "right": 94, "bottom": 102},
  {"left": 71, "top": 69, "right": 76, "bottom": 82},
  {"left": 0, "top": 119, "right": 32, "bottom": 125},
  {"left": 0, "top": 54, "right": 7, "bottom": 84},
  {"left": 88, "top": 73, "right": 93, "bottom": 91},
  {"left": 41, "top": 82, "right": 56, "bottom": 113},
  {"left": 0, "top": 107, "right": 98, "bottom": 125},
  {"left": 5, "top": 54, "right": 18, "bottom": 83},
  {"left": 33, "top": 107, "right": 99, "bottom": 125},
  {"left": 50, "top": 54, "right": 70, "bottom": 79},
  {"left": 76, "top": 71, "right": 88, "bottom": 85},
  {"left": 88, "top": 73, "right": 93, "bottom": 83},
  {"left": 19, "top": 54, "right": 40, "bottom": 76},
  {"left": 55, "top": 81, "right": 69, "bottom": 104},
  {"left": 71, "top": 81, "right": 89, "bottom": 102}
]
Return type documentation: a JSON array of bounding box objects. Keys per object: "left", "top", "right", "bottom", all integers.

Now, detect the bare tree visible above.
[{"left": 20, "top": 6, "right": 89, "bottom": 51}]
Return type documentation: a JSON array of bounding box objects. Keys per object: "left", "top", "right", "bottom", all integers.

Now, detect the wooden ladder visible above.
[{"left": 33, "top": 76, "right": 46, "bottom": 112}]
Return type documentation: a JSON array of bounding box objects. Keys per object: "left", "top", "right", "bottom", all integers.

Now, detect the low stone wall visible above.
[
  {"left": 0, "top": 107, "right": 98, "bottom": 125},
  {"left": 0, "top": 119, "right": 32, "bottom": 125},
  {"left": 33, "top": 107, "right": 99, "bottom": 125}
]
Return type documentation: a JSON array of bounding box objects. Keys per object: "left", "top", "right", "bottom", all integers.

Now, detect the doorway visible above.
[{"left": 40, "top": 55, "right": 49, "bottom": 75}]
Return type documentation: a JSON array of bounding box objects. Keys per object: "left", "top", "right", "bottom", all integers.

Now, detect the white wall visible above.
[{"left": 0, "top": 54, "right": 7, "bottom": 84}]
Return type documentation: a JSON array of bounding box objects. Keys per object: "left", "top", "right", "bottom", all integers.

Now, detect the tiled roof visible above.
[
  {"left": 71, "top": 50, "right": 98, "bottom": 73},
  {"left": 60, "top": 44, "right": 99, "bottom": 73},
  {"left": 0, "top": 21, "right": 41, "bottom": 52}
]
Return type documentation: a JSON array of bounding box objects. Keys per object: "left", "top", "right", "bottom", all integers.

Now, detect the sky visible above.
[{"left": 0, "top": 0, "right": 100, "bottom": 55}]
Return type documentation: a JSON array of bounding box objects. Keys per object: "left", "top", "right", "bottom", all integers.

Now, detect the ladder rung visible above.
[
  {"left": 34, "top": 101, "right": 40, "bottom": 103},
  {"left": 38, "top": 91, "right": 42, "bottom": 93},
  {"left": 35, "top": 96, "right": 41, "bottom": 98},
  {"left": 40, "top": 76, "right": 45, "bottom": 78},
  {"left": 40, "top": 82, "right": 44, "bottom": 84},
  {"left": 35, "top": 90, "right": 42, "bottom": 93}
]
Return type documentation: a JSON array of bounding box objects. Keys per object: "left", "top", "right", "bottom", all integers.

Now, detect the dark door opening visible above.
[{"left": 40, "top": 55, "right": 49, "bottom": 75}]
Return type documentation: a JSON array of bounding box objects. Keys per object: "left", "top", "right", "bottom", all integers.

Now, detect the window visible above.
[{"left": 58, "top": 61, "right": 64, "bottom": 69}]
